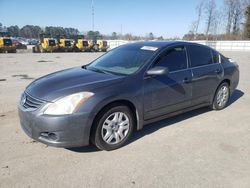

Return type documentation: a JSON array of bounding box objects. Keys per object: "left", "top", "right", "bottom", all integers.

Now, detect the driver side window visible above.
[{"left": 156, "top": 46, "right": 188, "bottom": 72}]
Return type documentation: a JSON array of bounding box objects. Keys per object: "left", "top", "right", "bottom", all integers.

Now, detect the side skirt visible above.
[{"left": 143, "top": 102, "right": 210, "bottom": 126}]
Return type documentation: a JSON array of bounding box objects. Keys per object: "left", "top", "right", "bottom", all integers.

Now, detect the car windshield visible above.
[{"left": 86, "top": 45, "right": 158, "bottom": 75}]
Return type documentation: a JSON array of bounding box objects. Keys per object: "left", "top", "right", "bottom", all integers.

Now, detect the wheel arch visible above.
[
  {"left": 214, "top": 79, "right": 231, "bottom": 98},
  {"left": 220, "top": 78, "right": 231, "bottom": 87},
  {"left": 90, "top": 99, "right": 140, "bottom": 140},
  {"left": 210, "top": 79, "right": 231, "bottom": 110},
  {"left": 210, "top": 78, "right": 231, "bottom": 106}
]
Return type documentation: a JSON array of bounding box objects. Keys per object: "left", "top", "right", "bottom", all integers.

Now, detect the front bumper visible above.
[{"left": 18, "top": 104, "right": 94, "bottom": 148}]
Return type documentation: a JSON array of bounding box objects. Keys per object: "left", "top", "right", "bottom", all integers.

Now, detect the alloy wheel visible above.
[{"left": 101, "top": 112, "right": 130, "bottom": 145}]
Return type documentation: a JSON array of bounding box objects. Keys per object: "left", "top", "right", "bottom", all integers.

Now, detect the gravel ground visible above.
[{"left": 0, "top": 51, "right": 249, "bottom": 188}]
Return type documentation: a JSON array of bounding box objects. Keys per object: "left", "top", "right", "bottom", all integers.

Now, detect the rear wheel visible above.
[
  {"left": 211, "top": 82, "right": 230, "bottom": 110},
  {"left": 32, "top": 46, "right": 36, "bottom": 53},
  {"left": 91, "top": 105, "right": 134, "bottom": 151}
]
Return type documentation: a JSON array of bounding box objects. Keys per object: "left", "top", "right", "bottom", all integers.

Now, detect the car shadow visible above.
[
  {"left": 127, "top": 107, "right": 211, "bottom": 146},
  {"left": 66, "top": 143, "right": 100, "bottom": 153},
  {"left": 67, "top": 89, "right": 244, "bottom": 153},
  {"left": 228, "top": 89, "right": 244, "bottom": 106}
]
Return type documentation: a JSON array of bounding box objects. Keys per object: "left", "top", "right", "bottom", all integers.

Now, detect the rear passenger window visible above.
[
  {"left": 188, "top": 45, "right": 213, "bottom": 67},
  {"left": 212, "top": 50, "right": 220, "bottom": 63},
  {"left": 156, "top": 46, "right": 187, "bottom": 72}
]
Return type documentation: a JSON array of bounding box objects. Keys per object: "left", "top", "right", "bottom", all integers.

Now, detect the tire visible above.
[
  {"left": 211, "top": 82, "right": 230, "bottom": 110},
  {"left": 91, "top": 105, "right": 135, "bottom": 151},
  {"left": 32, "top": 46, "right": 36, "bottom": 53},
  {"left": 8, "top": 49, "right": 16, "bottom": 53}
]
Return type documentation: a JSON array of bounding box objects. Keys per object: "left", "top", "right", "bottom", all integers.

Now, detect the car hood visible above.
[{"left": 26, "top": 67, "right": 125, "bottom": 101}]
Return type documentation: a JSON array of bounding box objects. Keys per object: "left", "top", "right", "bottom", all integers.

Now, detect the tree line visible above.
[
  {"left": 0, "top": 23, "right": 163, "bottom": 41},
  {"left": 0, "top": 24, "right": 80, "bottom": 38},
  {"left": 184, "top": 0, "right": 250, "bottom": 40}
]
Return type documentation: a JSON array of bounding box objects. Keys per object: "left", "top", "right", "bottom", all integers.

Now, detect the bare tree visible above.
[
  {"left": 243, "top": 0, "right": 250, "bottom": 7},
  {"left": 224, "top": 0, "right": 244, "bottom": 35},
  {"left": 232, "top": 0, "right": 244, "bottom": 34},
  {"left": 210, "top": 10, "right": 223, "bottom": 40},
  {"left": 204, "top": 0, "right": 216, "bottom": 38},
  {"left": 224, "top": 0, "right": 235, "bottom": 34},
  {"left": 194, "top": 1, "right": 205, "bottom": 37}
]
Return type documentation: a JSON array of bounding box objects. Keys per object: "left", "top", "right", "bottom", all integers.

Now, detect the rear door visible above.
[
  {"left": 143, "top": 46, "right": 193, "bottom": 120},
  {"left": 187, "top": 45, "right": 223, "bottom": 105}
]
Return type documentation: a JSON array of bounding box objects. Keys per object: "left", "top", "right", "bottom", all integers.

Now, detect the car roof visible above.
[{"left": 123, "top": 41, "right": 208, "bottom": 50}]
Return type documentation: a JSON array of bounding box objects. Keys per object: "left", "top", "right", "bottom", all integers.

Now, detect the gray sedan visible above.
[{"left": 18, "top": 41, "right": 239, "bottom": 150}]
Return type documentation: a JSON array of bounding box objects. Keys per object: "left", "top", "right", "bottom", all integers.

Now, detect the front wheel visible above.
[
  {"left": 211, "top": 82, "right": 230, "bottom": 110},
  {"left": 91, "top": 105, "right": 134, "bottom": 151}
]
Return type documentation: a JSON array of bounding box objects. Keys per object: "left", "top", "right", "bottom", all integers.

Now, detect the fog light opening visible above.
[
  {"left": 48, "top": 133, "right": 58, "bottom": 141},
  {"left": 40, "top": 132, "right": 58, "bottom": 141}
]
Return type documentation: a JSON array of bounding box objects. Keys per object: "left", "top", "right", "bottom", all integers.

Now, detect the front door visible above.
[{"left": 143, "top": 46, "right": 192, "bottom": 120}]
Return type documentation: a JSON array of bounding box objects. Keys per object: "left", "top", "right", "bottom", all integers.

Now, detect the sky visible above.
[{"left": 0, "top": 0, "right": 224, "bottom": 38}]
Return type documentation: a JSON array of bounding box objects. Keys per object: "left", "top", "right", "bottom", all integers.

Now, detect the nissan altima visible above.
[{"left": 18, "top": 41, "right": 239, "bottom": 150}]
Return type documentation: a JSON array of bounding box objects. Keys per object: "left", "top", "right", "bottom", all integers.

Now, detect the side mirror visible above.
[{"left": 146, "top": 66, "right": 169, "bottom": 77}]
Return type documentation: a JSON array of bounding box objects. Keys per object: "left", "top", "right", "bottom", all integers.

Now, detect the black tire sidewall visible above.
[
  {"left": 93, "top": 105, "right": 134, "bottom": 151},
  {"left": 213, "top": 82, "right": 230, "bottom": 110}
]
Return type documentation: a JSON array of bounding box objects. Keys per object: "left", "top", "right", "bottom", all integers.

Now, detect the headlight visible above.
[{"left": 44, "top": 92, "right": 94, "bottom": 115}]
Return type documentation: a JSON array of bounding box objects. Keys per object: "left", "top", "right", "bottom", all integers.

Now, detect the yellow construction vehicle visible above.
[
  {"left": 0, "top": 32, "right": 16, "bottom": 53},
  {"left": 88, "top": 35, "right": 109, "bottom": 52},
  {"left": 96, "top": 40, "right": 109, "bottom": 52},
  {"left": 33, "top": 34, "right": 59, "bottom": 53},
  {"left": 56, "top": 35, "right": 74, "bottom": 52},
  {"left": 73, "top": 35, "right": 91, "bottom": 52}
]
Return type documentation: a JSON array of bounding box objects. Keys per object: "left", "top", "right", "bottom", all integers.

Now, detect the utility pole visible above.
[
  {"left": 120, "top": 24, "right": 123, "bottom": 35},
  {"left": 91, "top": 0, "right": 95, "bottom": 31}
]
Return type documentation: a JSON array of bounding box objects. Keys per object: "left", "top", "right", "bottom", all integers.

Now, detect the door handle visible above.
[
  {"left": 183, "top": 77, "right": 192, "bottom": 84},
  {"left": 214, "top": 69, "right": 222, "bottom": 74}
]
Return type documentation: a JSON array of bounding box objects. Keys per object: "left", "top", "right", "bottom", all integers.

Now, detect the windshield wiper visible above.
[
  {"left": 85, "top": 66, "right": 124, "bottom": 76},
  {"left": 88, "top": 67, "right": 109, "bottom": 74}
]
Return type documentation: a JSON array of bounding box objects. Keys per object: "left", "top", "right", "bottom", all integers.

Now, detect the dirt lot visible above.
[{"left": 0, "top": 51, "right": 250, "bottom": 188}]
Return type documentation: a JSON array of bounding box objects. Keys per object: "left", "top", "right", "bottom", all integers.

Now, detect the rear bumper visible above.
[
  {"left": 18, "top": 104, "right": 94, "bottom": 148},
  {"left": 230, "top": 66, "right": 239, "bottom": 95}
]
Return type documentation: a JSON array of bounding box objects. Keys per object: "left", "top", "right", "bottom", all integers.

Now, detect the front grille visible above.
[{"left": 22, "top": 92, "right": 45, "bottom": 109}]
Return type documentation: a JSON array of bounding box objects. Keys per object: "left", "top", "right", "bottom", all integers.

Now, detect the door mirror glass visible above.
[{"left": 146, "top": 66, "right": 169, "bottom": 76}]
